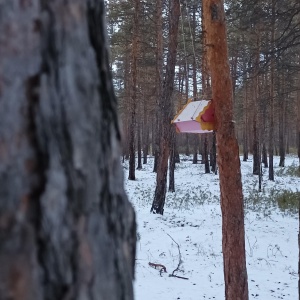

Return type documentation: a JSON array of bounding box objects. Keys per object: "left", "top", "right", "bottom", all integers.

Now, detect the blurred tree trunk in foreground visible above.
[
  {"left": 203, "top": 0, "right": 249, "bottom": 299},
  {"left": 0, "top": 1, "right": 136, "bottom": 299}
]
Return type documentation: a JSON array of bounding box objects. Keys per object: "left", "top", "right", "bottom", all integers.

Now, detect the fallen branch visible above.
[
  {"left": 169, "top": 274, "right": 189, "bottom": 280},
  {"left": 167, "top": 233, "right": 189, "bottom": 280},
  {"left": 148, "top": 262, "right": 167, "bottom": 276}
]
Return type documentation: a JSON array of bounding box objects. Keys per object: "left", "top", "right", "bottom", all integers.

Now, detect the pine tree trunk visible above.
[
  {"left": 252, "top": 116, "right": 260, "bottom": 175},
  {"left": 201, "top": 2, "right": 211, "bottom": 175},
  {"left": 185, "top": 135, "right": 190, "bottom": 156},
  {"left": 153, "top": 116, "right": 159, "bottom": 172},
  {"left": 151, "top": 0, "right": 180, "bottom": 214},
  {"left": 268, "top": 0, "right": 275, "bottom": 181},
  {"left": 123, "top": 48, "right": 131, "bottom": 161},
  {"left": 252, "top": 31, "right": 261, "bottom": 176},
  {"left": 153, "top": 0, "right": 164, "bottom": 173},
  {"left": 262, "top": 143, "right": 268, "bottom": 168},
  {"left": 243, "top": 79, "right": 249, "bottom": 161},
  {"left": 128, "top": 0, "right": 140, "bottom": 180},
  {"left": 210, "top": 132, "right": 217, "bottom": 173},
  {"left": 279, "top": 77, "right": 286, "bottom": 167},
  {"left": 298, "top": 194, "right": 300, "bottom": 299},
  {"left": 137, "top": 118, "right": 142, "bottom": 170},
  {"left": 169, "top": 127, "right": 176, "bottom": 192},
  {"left": 143, "top": 112, "right": 149, "bottom": 165},
  {"left": 193, "top": 135, "right": 199, "bottom": 164},
  {"left": 0, "top": 1, "right": 136, "bottom": 299},
  {"left": 204, "top": 135, "right": 210, "bottom": 173},
  {"left": 192, "top": 8, "right": 198, "bottom": 165},
  {"left": 203, "top": 1, "right": 249, "bottom": 299},
  {"left": 297, "top": 60, "right": 300, "bottom": 172},
  {"left": 175, "top": 150, "right": 181, "bottom": 163}
]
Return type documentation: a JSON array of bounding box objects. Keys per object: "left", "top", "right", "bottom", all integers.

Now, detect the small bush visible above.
[
  {"left": 276, "top": 163, "right": 300, "bottom": 177},
  {"left": 244, "top": 187, "right": 299, "bottom": 216},
  {"left": 275, "top": 190, "right": 300, "bottom": 214}
]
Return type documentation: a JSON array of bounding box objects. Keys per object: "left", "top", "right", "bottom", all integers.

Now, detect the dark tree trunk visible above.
[
  {"left": 200, "top": 136, "right": 204, "bottom": 163},
  {"left": 153, "top": 117, "right": 159, "bottom": 173},
  {"left": 298, "top": 69, "right": 300, "bottom": 172},
  {"left": 268, "top": 1, "right": 275, "bottom": 180},
  {"left": 153, "top": 0, "right": 163, "bottom": 173},
  {"left": 279, "top": 98, "right": 285, "bottom": 167},
  {"left": 286, "top": 123, "right": 290, "bottom": 154},
  {"left": 243, "top": 114, "right": 248, "bottom": 161},
  {"left": 252, "top": 26, "right": 261, "bottom": 177},
  {"left": 204, "top": 1, "right": 249, "bottom": 299},
  {"left": 169, "top": 127, "right": 176, "bottom": 192},
  {"left": 128, "top": 118, "right": 136, "bottom": 179},
  {"left": 253, "top": 119, "right": 260, "bottom": 175},
  {"left": 297, "top": 58, "right": 300, "bottom": 300},
  {"left": 191, "top": 7, "right": 198, "bottom": 166},
  {"left": 0, "top": 1, "right": 136, "bottom": 300},
  {"left": 143, "top": 115, "right": 149, "bottom": 165},
  {"left": 151, "top": 0, "right": 180, "bottom": 214},
  {"left": 137, "top": 118, "right": 142, "bottom": 169},
  {"left": 185, "top": 135, "right": 190, "bottom": 156},
  {"left": 123, "top": 119, "right": 130, "bottom": 160},
  {"left": 128, "top": 0, "right": 140, "bottom": 180},
  {"left": 298, "top": 187, "right": 300, "bottom": 300},
  {"left": 122, "top": 50, "right": 131, "bottom": 162},
  {"left": 204, "top": 134, "right": 210, "bottom": 173},
  {"left": 175, "top": 151, "right": 180, "bottom": 163},
  {"left": 210, "top": 132, "right": 217, "bottom": 173},
  {"left": 192, "top": 136, "right": 199, "bottom": 164},
  {"left": 262, "top": 143, "right": 268, "bottom": 168}
]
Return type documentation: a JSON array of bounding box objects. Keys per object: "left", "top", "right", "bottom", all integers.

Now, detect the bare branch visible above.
[{"left": 167, "top": 233, "right": 189, "bottom": 280}]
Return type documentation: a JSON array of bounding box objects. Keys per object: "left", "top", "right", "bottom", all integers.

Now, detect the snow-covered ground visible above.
[{"left": 124, "top": 155, "right": 299, "bottom": 300}]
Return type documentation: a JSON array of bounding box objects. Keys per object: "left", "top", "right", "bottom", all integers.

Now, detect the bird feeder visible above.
[{"left": 171, "top": 100, "right": 215, "bottom": 133}]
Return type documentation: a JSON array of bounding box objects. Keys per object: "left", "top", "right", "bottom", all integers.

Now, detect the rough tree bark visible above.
[
  {"left": 151, "top": 0, "right": 180, "bottom": 214},
  {"left": 203, "top": 0, "right": 249, "bottom": 299},
  {"left": 0, "top": 1, "right": 136, "bottom": 300}
]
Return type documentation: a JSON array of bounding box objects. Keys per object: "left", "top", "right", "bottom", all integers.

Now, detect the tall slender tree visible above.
[
  {"left": 203, "top": 0, "right": 249, "bottom": 299},
  {"left": 151, "top": 0, "right": 180, "bottom": 214},
  {"left": 128, "top": 0, "right": 141, "bottom": 180},
  {"left": 153, "top": 0, "right": 164, "bottom": 173}
]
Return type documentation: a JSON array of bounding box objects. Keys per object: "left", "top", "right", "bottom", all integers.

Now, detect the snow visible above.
[{"left": 124, "top": 155, "right": 299, "bottom": 300}]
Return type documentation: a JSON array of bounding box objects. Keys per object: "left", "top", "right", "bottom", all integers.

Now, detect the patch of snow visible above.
[{"left": 124, "top": 155, "right": 299, "bottom": 300}]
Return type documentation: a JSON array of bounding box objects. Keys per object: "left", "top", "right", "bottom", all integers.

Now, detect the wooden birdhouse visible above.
[{"left": 171, "top": 100, "right": 215, "bottom": 133}]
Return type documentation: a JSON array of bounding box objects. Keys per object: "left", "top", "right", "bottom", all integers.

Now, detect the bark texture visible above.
[
  {"left": 0, "top": 1, "right": 136, "bottom": 300},
  {"left": 203, "top": 0, "right": 249, "bottom": 299}
]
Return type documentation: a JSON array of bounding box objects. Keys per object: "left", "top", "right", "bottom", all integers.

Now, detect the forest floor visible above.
[{"left": 123, "top": 154, "right": 299, "bottom": 300}]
